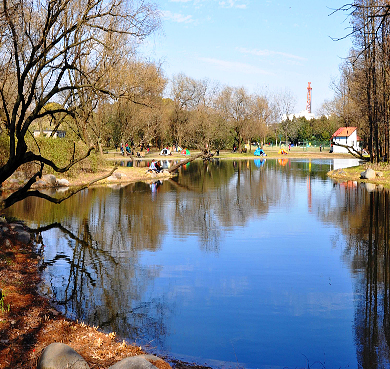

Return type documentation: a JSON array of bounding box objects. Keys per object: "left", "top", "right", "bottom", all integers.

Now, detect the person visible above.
[
  {"left": 149, "top": 159, "right": 161, "bottom": 173},
  {"left": 155, "top": 160, "right": 161, "bottom": 172},
  {"left": 149, "top": 159, "right": 157, "bottom": 172},
  {"left": 319, "top": 144, "right": 322, "bottom": 152},
  {"left": 120, "top": 143, "right": 124, "bottom": 156}
]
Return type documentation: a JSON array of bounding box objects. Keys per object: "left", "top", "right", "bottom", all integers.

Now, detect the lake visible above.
[{"left": 5, "top": 158, "right": 390, "bottom": 369}]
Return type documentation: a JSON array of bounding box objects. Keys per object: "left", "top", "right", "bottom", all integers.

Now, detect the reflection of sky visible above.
[
  {"left": 37, "top": 159, "right": 363, "bottom": 369},
  {"left": 138, "top": 164, "right": 356, "bottom": 368}
]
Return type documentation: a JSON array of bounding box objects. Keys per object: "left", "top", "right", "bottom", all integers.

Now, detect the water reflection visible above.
[
  {"left": 325, "top": 183, "right": 390, "bottom": 368},
  {"left": 5, "top": 158, "right": 390, "bottom": 368}
]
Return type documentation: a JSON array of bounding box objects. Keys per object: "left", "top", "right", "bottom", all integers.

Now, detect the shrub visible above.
[
  {"left": 26, "top": 137, "right": 100, "bottom": 177},
  {"left": 0, "top": 132, "right": 10, "bottom": 167}
]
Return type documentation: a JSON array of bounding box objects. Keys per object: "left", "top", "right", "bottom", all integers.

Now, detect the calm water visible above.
[{"left": 5, "top": 158, "right": 390, "bottom": 369}]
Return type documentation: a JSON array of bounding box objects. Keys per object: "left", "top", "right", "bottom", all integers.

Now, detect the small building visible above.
[
  {"left": 330, "top": 127, "right": 359, "bottom": 153},
  {"left": 33, "top": 130, "right": 66, "bottom": 138}
]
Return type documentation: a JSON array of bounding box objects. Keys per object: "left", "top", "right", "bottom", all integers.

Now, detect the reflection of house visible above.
[
  {"left": 33, "top": 130, "right": 66, "bottom": 138},
  {"left": 330, "top": 127, "right": 359, "bottom": 153}
]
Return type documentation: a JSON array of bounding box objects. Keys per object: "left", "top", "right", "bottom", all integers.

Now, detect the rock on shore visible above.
[{"left": 37, "top": 343, "right": 164, "bottom": 369}]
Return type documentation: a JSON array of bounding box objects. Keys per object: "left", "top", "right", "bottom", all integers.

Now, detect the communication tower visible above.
[{"left": 306, "top": 82, "right": 312, "bottom": 113}]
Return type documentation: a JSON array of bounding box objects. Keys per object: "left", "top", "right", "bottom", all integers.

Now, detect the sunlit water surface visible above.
[{"left": 6, "top": 158, "right": 390, "bottom": 369}]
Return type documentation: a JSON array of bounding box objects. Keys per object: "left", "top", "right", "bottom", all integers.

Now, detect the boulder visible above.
[
  {"left": 56, "top": 178, "right": 70, "bottom": 187},
  {"left": 42, "top": 174, "right": 57, "bottom": 186},
  {"left": 109, "top": 356, "right": 158, "bottom": 369},
  {"left": 376, "top": 171, "right": 384, "bottom": 178},
  {"left": 9, "top": 223, "right": 25, "bottom": 232},
  {"left": 360, "top": 168, "right": 376, "bottom": 180},
  {"left": 365, "top": 183, "right": 377, "bottom": 192},
  {"left": 32, "top": 180, "right": 48, "bottom": 188},
  {"left": 114, "top": 172, "right": 122, "bottom": 179},
  {"left": 16, "top": 230, "right": 31, "bottom": 244},
  {"left": 37, "top": 343, "right": 90, "bottom": 369}
]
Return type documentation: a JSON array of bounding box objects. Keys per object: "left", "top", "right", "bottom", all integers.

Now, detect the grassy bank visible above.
[{"left": 327, "top": 161, "right": 390, "bottom": 188}]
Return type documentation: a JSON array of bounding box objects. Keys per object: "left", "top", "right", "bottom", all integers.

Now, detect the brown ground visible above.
[{"left": 0, "top": 232, "right": 173, "bottom": 369}]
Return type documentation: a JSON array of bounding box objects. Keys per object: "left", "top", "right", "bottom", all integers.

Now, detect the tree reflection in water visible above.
[
  {"left": 324, "top": 184, "right": 390, "bottom": 368},
  {"left": 33, "top": 221, "right": 170, "bottom": 348}
]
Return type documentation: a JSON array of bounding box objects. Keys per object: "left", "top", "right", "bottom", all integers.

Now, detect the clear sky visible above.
[{"left": 141, "top": 0, "right": 353, "bottom": 115}]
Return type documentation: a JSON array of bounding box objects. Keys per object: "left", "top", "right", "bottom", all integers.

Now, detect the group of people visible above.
[
  {"left": 120, "top": 143, "right": 133, "bottom": 156},
  {"left": 120, "top": 142, "right": 150, "bottom": 156},
  {"left": 149, "top": 159, "right": 162, "bottom": 173}
]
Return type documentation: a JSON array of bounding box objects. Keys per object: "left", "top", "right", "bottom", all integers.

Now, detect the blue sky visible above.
[{"left": 141, "top": 0, "right": 352, "bottom": 114}]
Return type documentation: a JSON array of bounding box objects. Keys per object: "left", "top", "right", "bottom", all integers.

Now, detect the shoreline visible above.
[
  {"left": 0, "top": 221, "right": 175, "bottom": 369},
  {"left": 0, "top": 149, "right": 364, "bottom": 193}
]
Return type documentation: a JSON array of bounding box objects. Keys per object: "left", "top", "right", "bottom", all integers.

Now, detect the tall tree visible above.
[{"left": 0, "top": 0, "right": 160, "bottom": 208}]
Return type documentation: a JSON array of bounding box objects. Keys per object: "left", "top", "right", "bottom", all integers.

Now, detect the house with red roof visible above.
[{"left": 330, "top": 127, "right": 360, "bottom": 153}]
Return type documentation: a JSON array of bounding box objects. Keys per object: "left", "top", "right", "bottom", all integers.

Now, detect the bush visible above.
[
  {"left": 0, "top": 132, "right": 10, "bottom": 167},
  {"left": 26, "top": 137, "right": 100, "bottom": 177}
]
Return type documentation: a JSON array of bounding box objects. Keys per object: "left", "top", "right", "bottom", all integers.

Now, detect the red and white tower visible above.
[{"left": 306, "top": 82, "right": 312, "bottom": 113}]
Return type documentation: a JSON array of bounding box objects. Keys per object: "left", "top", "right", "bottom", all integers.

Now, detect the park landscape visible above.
[{"left": 2, "top": 0, "right": 390, "bottom": 368}]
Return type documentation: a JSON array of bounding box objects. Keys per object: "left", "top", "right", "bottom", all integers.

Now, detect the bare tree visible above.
[
  {"left": 271, "top": 89, "right": 296, "bottom": 145},
  {"left": 334, "top": 0, "right": 390, "bottom": 162},
  {"left": 169, "top": 73, "right": 208, "bottom": 148},
  {"left": 0, "top": 0, "right": 160, "bottom": 208}
]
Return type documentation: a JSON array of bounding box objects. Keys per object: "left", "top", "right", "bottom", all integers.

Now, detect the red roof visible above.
[{"left": 331, "top": 127, "right": 357, "bottom": 139}]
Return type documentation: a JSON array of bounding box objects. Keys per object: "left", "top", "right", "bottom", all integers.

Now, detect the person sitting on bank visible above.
[
  {"left": 149, "top": 159, "right": 160, "bottom": 173},
  {"left": 155, "top": 160, "right": 162, "bottom": 172}
]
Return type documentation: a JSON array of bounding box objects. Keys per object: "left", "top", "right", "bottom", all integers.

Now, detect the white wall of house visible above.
[
  {"left": 33, "top": 130, "right": 66, "bottom": 138},
  {"left": 332, "top": 130, "right": 359, "bottom": 153}
]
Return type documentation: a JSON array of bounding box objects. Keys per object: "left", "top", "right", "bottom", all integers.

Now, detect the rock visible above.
[
  {"left": 376, "top": 171, "right": 384, "bottom": 177},
  {"left": 9, "top": 223, "right": 25, "bottom": 232},
  {"left": 114, "top": 172, "right": 122, "bottom": 179},
  {"left": 42, "top": 174, "right": 57, "bottom": 186},
  {"left": 16, "top": 230, "right": 31, "bottom": 244},
  {"left": 37, "top": 343, "right": 90, "bottom": 369},
  {"left": 56, "top": 178, "right": 70, "bottom": 187},
  {"left": 137, "top": 355, "right": 166, "bottom": 364},
  {"left": 360, "top": 168, "right": 376, "bottom": 180},
  {"left": 334, "top": 169, "right": 346, "bottom": 176},
  {"left": 365, "top": 183, "right": 377, "bottom": 192},
  {"left": 109, "top": 356, "right": 158, "bottom": 369},
  {"left": 32, "top": 180, "right": 48, "bottom": 188}
]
